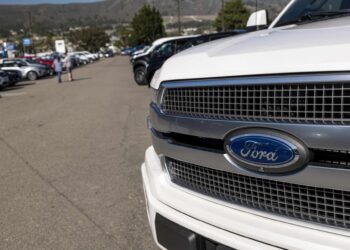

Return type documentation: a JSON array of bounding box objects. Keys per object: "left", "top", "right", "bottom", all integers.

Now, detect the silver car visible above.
[{"left": 0, "top": 59, "right": 45, "bottom": 81}]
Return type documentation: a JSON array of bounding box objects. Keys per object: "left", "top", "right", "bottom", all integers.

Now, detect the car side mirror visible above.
[{"left": 246, "top": 10, "right": 268, "bottom": 31}]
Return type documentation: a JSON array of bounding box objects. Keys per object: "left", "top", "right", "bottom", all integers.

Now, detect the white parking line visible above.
[{"left": 1, "top": 92, "right": 26, "bottom": 97}]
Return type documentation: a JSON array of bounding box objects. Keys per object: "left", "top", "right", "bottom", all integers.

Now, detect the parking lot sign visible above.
[
  {"left": 22, "top": 38, "right": 32, "bottom": 47},
  {"left": 55, "top": 40, "right": 66, "bottom": 54}
]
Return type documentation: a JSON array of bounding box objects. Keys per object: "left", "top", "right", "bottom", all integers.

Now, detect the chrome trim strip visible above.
[
  {"left": 161, "top": 72, "right": 350, "bottom": 88},
  {"left": 150, "top": 103, "right": 350, "bottom": 151},
  {"left": 151, "top": 130, "right": 350, "bottom": 192}
]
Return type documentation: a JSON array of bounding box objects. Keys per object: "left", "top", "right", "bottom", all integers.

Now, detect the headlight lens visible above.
[
  {"left": 150, "top": 70, "right": 162, "bottom": 106},
  {"left": 151, "top": 88, "right": 159, "bottom": 106}
]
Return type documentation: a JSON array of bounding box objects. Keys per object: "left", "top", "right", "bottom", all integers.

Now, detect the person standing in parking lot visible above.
[
  {"left": 64, "top": 54, "right": 74, "bottom": 82},
  {"left": 54, "top": 56, "right": 63, "bottom": 83}
]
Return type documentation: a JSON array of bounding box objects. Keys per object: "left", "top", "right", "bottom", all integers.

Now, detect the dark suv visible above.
[
  {"left": 133, "top": 31, "right": 245, "bottom": 86},
  {"left": 132, "top": 36, "right": 196, "bottom": 85}
]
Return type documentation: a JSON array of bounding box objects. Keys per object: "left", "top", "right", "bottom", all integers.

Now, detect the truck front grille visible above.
[
  {"left": 161, "top": 83, "right": 350, "bottom": 125},
  {"left": 166, "top": 158, "right": 350, "bottom": 230}
]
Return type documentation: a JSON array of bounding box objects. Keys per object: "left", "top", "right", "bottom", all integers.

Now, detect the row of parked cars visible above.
[
  {"left": 128, "top": 30, "right": 246, "bottom": 85},
  {"left": 0, "top": 51, "right": 103, "bottom": 91}
]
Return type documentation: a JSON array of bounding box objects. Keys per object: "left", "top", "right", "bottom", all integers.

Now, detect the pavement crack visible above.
[{"left": 0, "top": 135, "right": 122, "bottom": 248}]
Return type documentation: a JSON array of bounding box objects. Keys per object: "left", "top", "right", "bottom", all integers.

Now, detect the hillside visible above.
[{"left": 0, "top": 0, "right": 290, "bottom": 36}]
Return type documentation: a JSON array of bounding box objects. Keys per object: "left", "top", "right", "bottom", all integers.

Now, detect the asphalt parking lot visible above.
[{"left": 0, "top": 57, "right": 158, "bottom": 250}]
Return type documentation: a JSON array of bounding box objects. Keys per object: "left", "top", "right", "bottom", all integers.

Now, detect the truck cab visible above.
[{"left": 142, "top": 1, "right": 350, "bottom": 249}]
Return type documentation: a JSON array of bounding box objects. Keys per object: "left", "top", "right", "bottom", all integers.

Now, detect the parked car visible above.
[
  {"left": 0, "top": 70, "right": 9, "bottom": 90},
  {"left": 121, "top": 47, "right": 133, "bottom": 56},
  {"left": 74, "top": 52, "right": 91, "bottom": 64},
  {"left": 178, "top": 30, "right": 246, "bottom": 53},
  {"left": 21, "top": 58, "right": 52, "bottom": 76},
  {"left": 2, "top": 69, "right": 21, "bottom": 86},
  {"left": 129, "top": 45, "right": 146, "bottom": 56},
  {"left": 143, "top": 31, "right": 246, "bottom": 86},
  {"left": 142, "top": 0, "right": 350, "bottom": 249},
  {"left": 36, "top": 57, "right": 55, "bottom": 73},
  {"left": 80, "top": 51, "right": 97, "bottom": 62},
  {"left": 131, "top": 46, "right": 150, "bottom": 58},
  {"left": 132, "top": 35, "right": 197, "bottom": 85},
  {"left": 104, "top": 50, "right": 114, "bottom": 58},
  {"left": 0, "top": 59, "right": 45, "bottom": 81}
]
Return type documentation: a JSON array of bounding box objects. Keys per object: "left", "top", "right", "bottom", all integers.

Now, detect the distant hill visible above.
[
  {"left": 0, "top": 0, "right": 102, "bottom": 4},
  {"left": 0, "top": 0, "right": 290, "bottom": 36}
]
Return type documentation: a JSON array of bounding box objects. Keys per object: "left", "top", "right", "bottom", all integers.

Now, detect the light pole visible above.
[
  {"left": 221, "top": 0, "right": 225, "bottom": 32},
  {"left": 176, "top": 0, "right": 182, "bottom": 35},
  {"left": 26, "top": 11, "right": 34, "bottom": 54}
]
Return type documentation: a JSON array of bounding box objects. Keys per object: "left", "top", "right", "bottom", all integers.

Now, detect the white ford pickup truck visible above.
[{"left": 142, "top": 1, "right": 350, "bottom": 249}]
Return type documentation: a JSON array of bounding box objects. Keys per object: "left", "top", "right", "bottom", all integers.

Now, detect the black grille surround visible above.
[
  {"left": 159, "top": 131, "right": 350, "bottom": 170},
  {"left": 161, "top": 83, "right": 350, "bottom": 125},
  {"left": 166, "top": 157, "right": 350, "bottom": 230}
]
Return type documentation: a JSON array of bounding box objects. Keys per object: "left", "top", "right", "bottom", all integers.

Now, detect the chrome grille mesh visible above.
[
  {"left": 166, "top": 158, "right": 350, "bottom": 230},
  {"left": 161, "top": 83, "right": 350, "bottom": 125}
]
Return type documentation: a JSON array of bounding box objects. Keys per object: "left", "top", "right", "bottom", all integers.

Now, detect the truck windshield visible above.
[{"left": 275, "top": 0, "right": 350, "bottom": 27}]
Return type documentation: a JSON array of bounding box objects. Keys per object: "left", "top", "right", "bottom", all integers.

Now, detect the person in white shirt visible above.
[
  {"left": 53, "top": 56, "right": 63, "bottom": 83},
  {"left": 64, "top": 54, "right": 74, "bottom": 82}
]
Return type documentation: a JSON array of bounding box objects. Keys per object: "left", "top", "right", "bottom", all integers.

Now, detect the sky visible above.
[{"left": 0, "top": 0, "right": 102, "bottom": 4}]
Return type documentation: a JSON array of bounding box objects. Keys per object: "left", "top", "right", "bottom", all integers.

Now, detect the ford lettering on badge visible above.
[
  {"left": 225, "top": 130, "right": 308, "bottom": 175},
  {"left": 229, "top": 136, "right": 295, "bottom": 166}
]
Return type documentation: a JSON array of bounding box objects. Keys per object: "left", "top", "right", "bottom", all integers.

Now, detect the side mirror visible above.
[{"left": 246, "top": 10, "right": 268, "bottom": 31}]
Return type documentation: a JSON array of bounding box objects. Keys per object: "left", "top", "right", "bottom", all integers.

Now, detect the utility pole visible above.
[
  {"left": 27, "top": 11, "right": 32, "bottom": 35},
  {"left": 27, "top": 11, "right": 33, "bottom": 54},
  {"left": 221, "top": 0, "right": 225, "bottom": 32},
  {"left": 176, "top": 0, "right": 182, "bottom": 35}
]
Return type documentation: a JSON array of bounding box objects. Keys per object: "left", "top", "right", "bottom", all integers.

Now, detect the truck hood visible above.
[{"left": 154, "top": 17, "right": 350, "bottom": 88}]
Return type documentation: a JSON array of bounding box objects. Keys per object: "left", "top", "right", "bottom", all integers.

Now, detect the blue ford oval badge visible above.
[{"left": 225, "top": 129, "right": 308, "bottom": 174}]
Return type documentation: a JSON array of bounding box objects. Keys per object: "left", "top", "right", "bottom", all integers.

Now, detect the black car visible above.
[
  {"left": 177, "top": 30, "right": 246, "bottom": 53},
  {"left": 132, "top": 36, "right": 196, "bottom": 85},
  {"left": 133, "top": 31, "right": 245, "bottom": 86},
  {"left": 3, "top": 69, "right": 22, "bottom": 86},
  {"left": 0, "top": 70, "right": 9, "bottom": 90}
]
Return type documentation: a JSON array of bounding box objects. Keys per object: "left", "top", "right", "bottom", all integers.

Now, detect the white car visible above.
[
  {"left": 81, "top": 51, "right": 97, "bottom": 61},
  {"left": 69, "top": 52, "right": 91, "bottom": 64},
  {"left": 143, "top": 1, "right": 350, "bottom": 249}
]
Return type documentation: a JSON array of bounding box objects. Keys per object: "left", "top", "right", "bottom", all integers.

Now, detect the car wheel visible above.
[
  {"left": 134, "top": 67, "right": 148, "bottom": 85},
  {"left": 27, "top": 71, "right": 38, "bottom": 81}
]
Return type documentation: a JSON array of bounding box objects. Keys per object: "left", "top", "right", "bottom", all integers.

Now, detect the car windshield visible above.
[
  {"left": 153, "top": 42, "right": 175, "bottom": 58},
  {"left": 177, "top": 37, "right": 207, "bottom": 53},
  {"left": 275, "top": 0, "right": 350, "bottom": 27}
]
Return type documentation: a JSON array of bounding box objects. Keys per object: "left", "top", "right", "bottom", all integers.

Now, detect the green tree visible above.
[
  {"left": 131, "top": 4, "right": 165, "bottom": 45},
  {"left": 115, "top": 25, "right": 133, "bottom": 48},
  {"left": 214, "top": 0, "right": 250, "bottom": 31},
  {"left": 68, "top": 27, "right": 109, "bottom": 52}
]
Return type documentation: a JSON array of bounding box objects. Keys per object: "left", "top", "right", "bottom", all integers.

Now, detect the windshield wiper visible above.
[{"left": 278, "top": 9, "right": 350, "bottom": 27}]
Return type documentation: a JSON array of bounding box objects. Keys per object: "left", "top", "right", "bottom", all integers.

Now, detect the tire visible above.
[
  {"left": 134, "top": 67, "right": 148, "bottom": 85},
  {"left": 27, "top": 71, "right": 38, "bottom": 81}
]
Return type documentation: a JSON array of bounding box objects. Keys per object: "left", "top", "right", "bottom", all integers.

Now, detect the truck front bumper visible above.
[{"left": 142, "top": 146, "right": 350, "bottom": 250}]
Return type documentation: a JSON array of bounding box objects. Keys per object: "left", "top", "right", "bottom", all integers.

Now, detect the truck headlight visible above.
[
  {"left": 151, "top": 88, "right": 160, "bottom": 106},
  {"left": 150, "top": 69, "right": 163, "bottom": 107}
]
